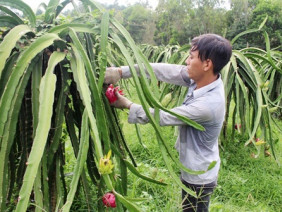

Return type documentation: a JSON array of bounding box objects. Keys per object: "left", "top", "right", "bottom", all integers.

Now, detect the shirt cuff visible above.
[
  {"left": 121, "top": 66, "right": 132, "bottom": 79},
  {"left": 128, "top": 103, "right": 152, "bottom": 124},
  {"left": 128, "top": 103, "right": 142, "bottom": 123}
]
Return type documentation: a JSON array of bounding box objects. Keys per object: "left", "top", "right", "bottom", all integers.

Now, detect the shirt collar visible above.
[{"left": 191, "top": 74, "right": 223, "bottom": 99}]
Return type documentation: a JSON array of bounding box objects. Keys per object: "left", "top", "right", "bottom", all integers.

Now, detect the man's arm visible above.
[
  {"left": 128, "top": 101, "right": 212, "bottom": 126},
  {"left": 105, "top": 63, "right": 191, "bottom": 87},
  {"left": 109, "top": 89, "right": 212, "bottom": 126},
  {"left": 121, "top": 63, "right": 191, "bottom": 86}
]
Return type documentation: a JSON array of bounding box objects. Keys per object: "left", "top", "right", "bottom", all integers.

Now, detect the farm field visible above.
[{"left": 0, "top": 0, "right": 281, "bottom": 211}]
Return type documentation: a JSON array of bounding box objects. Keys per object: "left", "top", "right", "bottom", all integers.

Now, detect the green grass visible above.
[
  {"left": 212, "top": 138, "right": 282, "bottom": 212},
  {"left": 118, "top": 107, "right": 282, "bottom": 212}
]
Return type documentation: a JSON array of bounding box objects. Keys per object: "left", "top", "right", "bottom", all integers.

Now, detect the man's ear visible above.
[{"left": 204, "top": 59, "right": 213, "bottom": 72}]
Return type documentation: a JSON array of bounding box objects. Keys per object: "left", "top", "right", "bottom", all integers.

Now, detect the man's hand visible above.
[
  {"left": 111, "top": 91, "right": 133, "bottom": 109},
  {"left": 104, "top": 67, "right": 122, "bottom": 84}
]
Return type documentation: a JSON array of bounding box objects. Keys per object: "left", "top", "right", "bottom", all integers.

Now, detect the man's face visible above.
[{"left": 185, "top": 50, "right": 205, "bottom": 81}]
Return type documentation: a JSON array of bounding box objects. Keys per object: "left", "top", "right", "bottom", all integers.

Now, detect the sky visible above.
[{"left": 22, "top": 0, "right": 159, "bottom": 11}]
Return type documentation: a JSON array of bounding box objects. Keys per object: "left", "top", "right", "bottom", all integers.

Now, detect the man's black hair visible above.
[{"left": 191, "top": 34, "right": 232, "bottom": 75}]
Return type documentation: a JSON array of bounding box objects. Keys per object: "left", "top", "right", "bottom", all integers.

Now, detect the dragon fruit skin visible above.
[{"left": 102, "top": 192, "right": 116, "bottom": 208}]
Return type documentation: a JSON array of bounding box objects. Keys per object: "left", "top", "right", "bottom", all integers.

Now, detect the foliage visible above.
[
  {"left": 104, "top": 0, "right": 281, "bottom": 50},
  {"left": 183, "top": 0, "right": 228, "bottom": 42},
  {"left": 154, "top": 0, "right": 193, "bottom": 45},
  {"left": 225, "top": 0, "right": 255, "bottom": 49},
  {"left": 247, "top": 0, "right": 282, "bottom": 49},
  {"left": 122, "top": 4, "right": 155, "bottom": 44}
]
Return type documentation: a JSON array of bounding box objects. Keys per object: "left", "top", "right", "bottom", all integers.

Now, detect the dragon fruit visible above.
[
  {"left": 102, "top": 192, "right": 116, "bottom": 208},
  {"left": 105, "top": 84, "right": 124, "bottom": 104}
]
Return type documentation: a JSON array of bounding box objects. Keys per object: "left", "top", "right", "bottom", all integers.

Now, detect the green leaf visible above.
[
  {"left": 0, "top": 33, "right": 60, "bottom": 145},
  {"left": 0, "top": 0, "right": 36, "bottom": 27},
  {"left": 0, "top": 25, "right": 32, "bottom": 80},
  {"left": 233, "top": 50, "right": 258, "bottom": 89},
  {"left": 31, "top": 57, "right": 42, "bottom": 136},
  {"left": 97, "top": 11, "right": 109, "bottom": 91},
  {"left": 15, "top": 51, "right": 65, "bottom": 212},
  {"left": 0, "top": 56, "right": 39, "bottom": 212},
  {"left": 123, "top": 160, "right": 167, "bottom": 186},
  {"left": 37, "top": 2, "right": 47, "bottom": 11},
  {"left": 263, "top": 31, "right": 282, "bottom": 74},
  {"left": 207, "top": 161, "right": 217, "bottom": 171},
  {"left": 113, "top": 191, "right": 142, "bottom": 212},
  {"left": 235, "top": 74, "right": 251, "bottom": 136},
  {"left": 62, "top": 109, "right": 90, "bottom": 212},
  {"left": 49, "top": 23, "right": 95, "bottom": 34},
  {"left": 0, "top": 5, "right": 23, "bottom": 24},
  {"left": 0, "top": 53, "right": 19, "bottom": 97},
  {"left": 259, "top": 16, "right": 268, "bottom": 30},
  {"left": 55, "top": 0, "right": 71, "bottom": 17},
  {"left": 69, "top": 46, "right": 103, "bottom": 156},
  {"left": 231, "top": 28, "right": 261, "bottom": 45},
  {"left": 33, "top": 166, "right": 44, "bottom": 212},
  {"left": 31, "top": 57, "right": 43, "bottom": 212},
  {"left": 231, "top": 16, "right": 268, "bottom": 45},
  {"left": 47, "top": 70, "right": 69, "bottom": 167},
  {"left": 44, "top": 0, "right": 60, "bottom": 23},
  {"left": 0, "top": 16, "right": 20, "bottom": 28},
  {"left": 244, "top": 89, "right": 263, "bottom": 147}
]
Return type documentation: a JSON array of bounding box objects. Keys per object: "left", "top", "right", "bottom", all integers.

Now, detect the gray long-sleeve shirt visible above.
[{"left": 121, "top": 63, "right": 225, "bottom": 185}]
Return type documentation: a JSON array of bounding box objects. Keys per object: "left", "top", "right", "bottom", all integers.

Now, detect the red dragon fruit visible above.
[
  {"left": 102, "top": 192, "right": 116, "bottom": 208},
  {"left": 105, "top": 84, "right": 124, "bottom": 104}
]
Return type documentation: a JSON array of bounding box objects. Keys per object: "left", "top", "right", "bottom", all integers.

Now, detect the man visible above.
[{"left": 104, "top": 34, "right": 232, "bottom": 211}]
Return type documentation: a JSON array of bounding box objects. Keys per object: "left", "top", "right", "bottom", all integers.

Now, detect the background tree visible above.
[
  {"left": 184, "top": 0, "right": 227, "bottom": 41},
  {"left": 101, "top": 0, "right": 282, "bottom": 49},
  {"left": 154, "top": 0, "right": 193, "bottom": 45},
  {"left": 122, "top": 3, "right": 156, "bottom": 44},
  {"left": 247, "top": 0, "right": 282, "bottom": 49},
  {"left": 225, "top": 0, "right": 253, "bottom": 49},
  {"left": 104, "top": 2, "right": 156, "bottom": 44}
]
